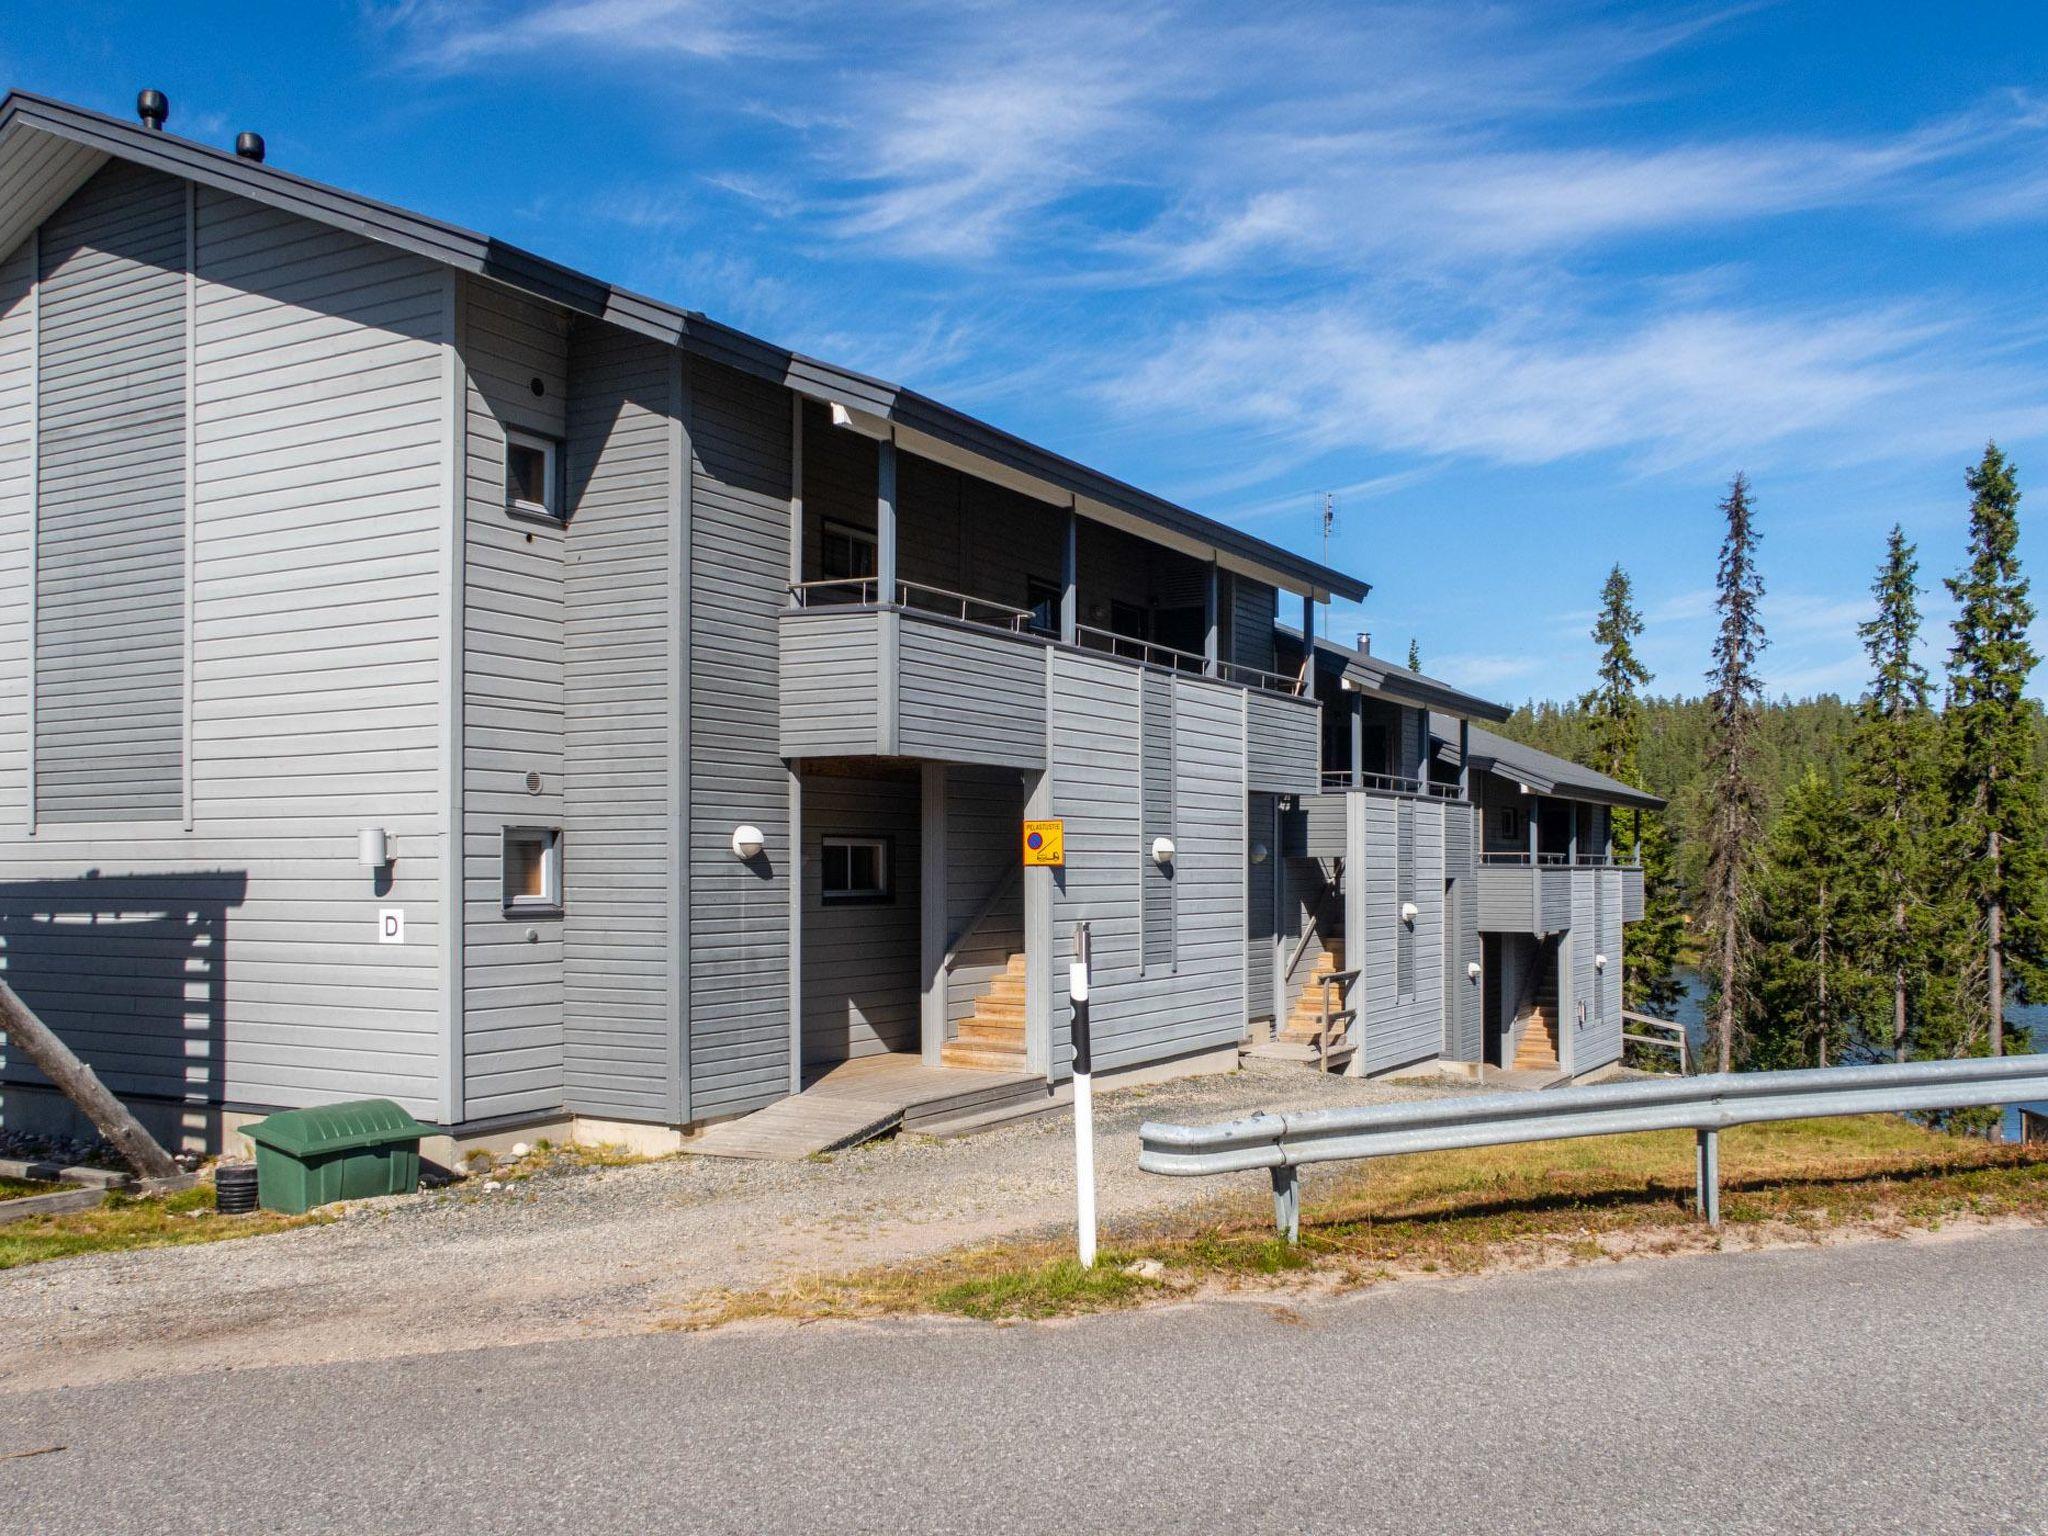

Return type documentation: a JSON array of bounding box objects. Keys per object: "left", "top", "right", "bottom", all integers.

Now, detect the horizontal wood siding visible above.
[
  {"left": 1350, "top": 791, "right": 1447, "bottom": 1074},
  {"left": 1476, "top": 864, "right": 1536, "bottom": 931},
  {"left": 1045, "top": 654, "right": 1245, "bottom": 1076},
  {"left": 1570, "top": 869, "right": 1623, "bottom": 1075},
  {"left": 0, "top": 237, "right": 30, "bottom": 828},
  {"left": 562, "top": 321, "right": 675, "bottom": 1119},
  {"left": 1620, "top": 864, "right": 1645, "bottom": 922},
  {"left": 778, "top": 608, "right": 879, "bottom": 758},
  {"left": 800, "top": 772, "right": 920, "bottom": 1066},
  {"left": 1540, "top": 867, "right": 1574, "bottom": 932},
  {"left": 1229, "top": 574, "right": 1277, "bottom": 677},
  {"left": 33, "top": 160, "right": 186, "bottom": 823},
  {"left": 1140, "top": 671, "right": 1173, "bottom": 973},
  {"left": 1245, "top": 689, "right": 1319, "bottom": 794},
  {"left": 688, "top": 358, "right": 791, "bottom": 1118},
  {"left": 1444, "top": 806, "right": 1481, "bottom": 1061},
  {"left": 1246, "top": 793, "right": 1276, "bottom": 1024},
  {"left": 944, "top": 765, "right": 1026, "bottom": 1030},
  {"left": 1, "top": 181, "right": 450, "bottom": 1117},
  {"left": 459, "top": 277, "right": 569, "bottom": 1121},
  {"left": 896, "top": 617, "right": 1045, "bottom": 769}
]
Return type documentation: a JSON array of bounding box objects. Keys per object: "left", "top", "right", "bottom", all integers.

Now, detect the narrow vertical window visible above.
[
  {"left": 503, "top": 827, "right": 563, "bottom": 912},
  {"left": 505, "top": 429, "right": 559, "bottom": 519}
]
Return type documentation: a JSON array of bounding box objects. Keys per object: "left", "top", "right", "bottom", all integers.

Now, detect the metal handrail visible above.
[
  {"left": 1318, "top": 771, "right": 1463, "bottom": 800},
  {"left": 1480, "top": 851, "right": 1643, "bottom": 868},
  {"left": 1217, "top": 658, "right": 1306, "bottom": 696},
  {"left": 1074, "top": 623, "right": 1208, "bottom": 674},
  {"left": 1140, "top": 1054, "right": 2048, "bottom": 1241},
  {"left": 787, "top": 577, "right": 1034, "bottom": 632},
  {"left": 941, "top": 866, "right": 1022, "bottom": 975}
]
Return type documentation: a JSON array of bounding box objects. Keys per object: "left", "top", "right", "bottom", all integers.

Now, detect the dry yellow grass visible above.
[{"left": 684, "top": 1114, "right": 2048, "bottom": 1327}]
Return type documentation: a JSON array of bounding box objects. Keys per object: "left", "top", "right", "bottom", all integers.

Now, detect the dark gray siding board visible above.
[
  {"left": 778, "top": 608, "right": 880, "bottom": 758},
  {"left": 1229, "top": 574, "right": 1277, "bottom": 677},
  {"left": 561, "top": 320, "right": 677, "bottom": 1119},
  {"left": 1621, "top": 864, "right": 1645, "bottom": 922},
  {"left": 458, "top": 277, "right": 569, "bottom": 1121},
  {"left": 1443, "top": 805, "right": 1481, "bottom": 1061},
  {"left": 896, "top": 618, "right": 1046, "bottom": 769},
  {"left": 34, "top": 160, "right": 186, "bottom": 823},
  {"left": 1570, "top": 869, "right": 1623, "bottom": 1075},
  {"left": 1246, "top": 793, "right": 1276, "bottom": 1024},
  {"left": 944, "top": 765, "right": 1026, "bottom": 1030},
  {"left": 1540, "top": 867, "right": 1573, "bottom": 932},
  {"left": 687, "top": 357, "right": 792, "bottom": 1118},
  {"left": 800, "top": 771, "right": 920, "bottom": 1065},
  {"left": 1245, "top": 689, "right": 1319, "bottom": 794},
  {"left": 1477, "top": 864, "right": 1535, "bottom": 931},
  {"left": 1, "top": 181, "right": 451, "bottom": 1118}
]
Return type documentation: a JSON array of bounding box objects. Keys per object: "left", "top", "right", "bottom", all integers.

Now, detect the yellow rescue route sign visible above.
[{"left": 1022, "top": 819, "right": 1065, "bottom": 867}]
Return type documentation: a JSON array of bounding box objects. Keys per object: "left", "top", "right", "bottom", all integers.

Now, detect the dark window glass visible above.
[
  {"left": 821, "top": 521, "right": 877, "bottom": 583},
  {"left": 507, "top": 438, "right": 553, "bottom": 513},
  {"left": 1026, "top": 576, "right": 1061, "bottom": 637}
]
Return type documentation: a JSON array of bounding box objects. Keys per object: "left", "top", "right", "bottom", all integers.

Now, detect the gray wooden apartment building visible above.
[{"left": 0, "top": 91, "right": 1660, "bottom": 1151}]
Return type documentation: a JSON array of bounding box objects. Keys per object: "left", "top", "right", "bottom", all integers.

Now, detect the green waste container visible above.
[{"left": 241, "top": 1099, "right": 436, "bottom": 1214}]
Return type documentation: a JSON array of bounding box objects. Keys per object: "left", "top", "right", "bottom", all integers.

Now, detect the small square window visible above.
[
  {"left": 1495, "top": 806, "right": 1522, "bottom": 840},
  {"left": 506, "top": 430, "right": 559, "bottom": 519},
  {"left": 503, "top": 827, "right": 563, "bottom": 912},
  {"left": 821, "top": 836, "right": 891, "bottom": 903}
]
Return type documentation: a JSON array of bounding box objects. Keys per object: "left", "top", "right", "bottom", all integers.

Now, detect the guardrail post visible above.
[
  {"left": 1269, "top": 1165, "right": 1301, "bottom": 1244},
  {"left": 1695, "top": 1128, "right": 1720, "bottom": 1227}
]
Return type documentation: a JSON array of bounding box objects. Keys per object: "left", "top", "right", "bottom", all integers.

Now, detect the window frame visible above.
[
  {"left": 819, "top": 518, "right": 879, "bottom": 585},
  {"left": 504, "top": 428, "right": 561, "bottom": 523},
  {"left": 819, "top": 834, "right": 894, "bottom": 905},
  {"left": 1025, "top": 575, "right": 1063, "bottom": 638},
  {"left": 501, "top": 826, "right": 564, "bottom": 915}
]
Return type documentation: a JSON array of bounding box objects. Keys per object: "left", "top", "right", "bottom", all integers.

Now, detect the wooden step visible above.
[
  {"left": 955, "top": 1019, "right": 1025, "bottom": 1047},
  {"left": 939, "top": 1039, "right": 1029, "bottom": 1071},
  {"left": 1512, "top": 1009, "right": 1559, "bottom": 1071}
]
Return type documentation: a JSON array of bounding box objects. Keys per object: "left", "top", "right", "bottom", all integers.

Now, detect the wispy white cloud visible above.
[{"left": 383, "top": 0, "right": 764, "bottom": 70}]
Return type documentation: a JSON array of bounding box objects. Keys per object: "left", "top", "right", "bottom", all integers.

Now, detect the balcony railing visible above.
[
  {"left": 1480, "top": 850, "right": 1642, "bottom": 868},
  {"left": 1319, "top": 770, "right": 1463, "bottom": 799},
  {"left": 789, "top": 576, "right": 1037, "bottom": 632}
]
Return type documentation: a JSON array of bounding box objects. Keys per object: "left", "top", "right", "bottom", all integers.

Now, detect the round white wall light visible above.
[
  {"left": 1400, "top": 900, "right": 1419, "bottom": 925},
  {"left": 1151, "top": 836, "right": 1176, "bottom": 866},
  {"left": 1249, "top": 842, "right": 1269, "bottom": 865},
  {"left": 1595, "top": 952, "right": 1609, "bottom": 972},
  {"left": 1467, "top": 960, "right": 1482, "bottom": 980},
  {"left": 731, "top": 824, "right": 766, "bottom": 860}
]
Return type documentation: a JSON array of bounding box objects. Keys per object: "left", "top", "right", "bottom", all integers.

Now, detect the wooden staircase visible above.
[
  {"left": 940, "top": 952, "right": 1028, "bottom": 1072},
  {"left": 1511, "top": 947, "right": 1560, "bottom": 1071},
  {"left": 1246, "top": 942, "right": 1354, "bottom": 1071}
]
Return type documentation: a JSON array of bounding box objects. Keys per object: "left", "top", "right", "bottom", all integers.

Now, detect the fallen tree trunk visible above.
[{"left": 0, "top": 979, "right": 180, "bottom": 1179}]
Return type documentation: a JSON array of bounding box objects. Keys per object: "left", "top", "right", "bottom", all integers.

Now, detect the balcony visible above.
[
  {"left": 779, "top": 579, "right": 1322, "bottom": 787},
  {"left": 1477, "top": 853, "right": 1645, "bottom": 934}
]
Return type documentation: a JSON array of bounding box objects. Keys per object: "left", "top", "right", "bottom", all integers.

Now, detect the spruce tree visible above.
[
  {"left": 1406, "top": 638, "right": 1422, "bottom": 672},
  {"left": 1701, "top": 473, "right": 1767, "bottom": 1074},
  {"left": 1944, "top": 442, "right": 2047, "bottom": 1056},
  {"left": 1748, "top": 769, "right": 1860, "bottom": 1068},
  {"left": 1580, "top": 565, "right": 1652, "bottom": 794},
  {"left": 1842, "top": 527, "right": 1944, "bottom": 1061},
  {"left": 1572, "top": 565, "right": 1683, "bottom": 1017}
]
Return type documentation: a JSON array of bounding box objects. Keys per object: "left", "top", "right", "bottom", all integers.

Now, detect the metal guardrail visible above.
[{"left": 1139, "top": 1055, "right": 2048, "bottom": 1242}]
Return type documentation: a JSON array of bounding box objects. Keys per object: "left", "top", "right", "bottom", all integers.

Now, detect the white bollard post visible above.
[{"left": 1070, "top": 922, "right": 1096, "bottom": 1269}]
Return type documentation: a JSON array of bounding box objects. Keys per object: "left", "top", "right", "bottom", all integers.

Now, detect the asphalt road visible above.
[{"left": 4, "top": 1228, "right": 2043, "bottom": 1535}]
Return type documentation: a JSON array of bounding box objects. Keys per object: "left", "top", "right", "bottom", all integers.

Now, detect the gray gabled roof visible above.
[
  {"left": 1291, "top": 635, "right": 1510, "bottom": 721},
  {"left": 1431, "top": 715, "right": 1666, "bottom": 810},
  {"left": 0, "top": 89, "right": 1369, "bottom": 604}
]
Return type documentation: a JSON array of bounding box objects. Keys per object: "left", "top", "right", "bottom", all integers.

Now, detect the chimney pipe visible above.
[
  {"left": 136, "top": 89, "right": 169, "bottom": 131},
  {"left": 1357, "top": 631, "right": 1372, "bottom": 656},
  {"left": 235, "top": 131, "right": 266, "bottom": 163}
]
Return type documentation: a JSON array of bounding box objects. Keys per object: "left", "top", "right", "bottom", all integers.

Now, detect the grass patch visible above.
[
  {"left": 0, "top": 1183, "right": 325, "bottom": 1271},
  {"left": 0, "top": 1176, "right": 62, "bottom": 1200},
  {"left": 685, "top": 1114, "right": 2048, "bottom": 1328}
]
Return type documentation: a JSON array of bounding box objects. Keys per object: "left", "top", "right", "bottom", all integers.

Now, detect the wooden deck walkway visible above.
[{"left": 684, "top": 1054, "right": 1048, "bottom": 1162}]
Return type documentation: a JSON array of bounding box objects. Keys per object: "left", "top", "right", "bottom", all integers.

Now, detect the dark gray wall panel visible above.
[
  {"left": 1246, "top": 793, "right": 1276, "bottom": 1025},
  {"left": 1245, "top": 689, "right": 1319, "bottom": 794},
  {"left": 688, "top": 358, "right": 791, "bottom": 1118},
  {"left": 562, "top": 320, "right": 676, "bottom": 1119},
  {"left": 896, "top": 617, "right": 1045, "bottom": 769},
  {"left": 34, "top": 160, "right": 186, "bottom": 822},
  {"left": 778, "top": 608, "right": 879, "bottom": 758},
  {"left": 1140, "top": 670, "right": 1174, "bottom": 974},
  {"left": 800, "top": 770, "right": 920, "bottom": 1066}
]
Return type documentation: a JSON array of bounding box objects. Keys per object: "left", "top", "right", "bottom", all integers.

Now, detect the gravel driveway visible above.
[{"left": 0, "top": 1063, "right": 1472, "bottom": 1393}]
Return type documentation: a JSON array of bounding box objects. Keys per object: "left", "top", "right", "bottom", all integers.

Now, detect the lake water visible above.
[{"left": 1659, "top": 966, "right": 2046, "bottom": 1141}]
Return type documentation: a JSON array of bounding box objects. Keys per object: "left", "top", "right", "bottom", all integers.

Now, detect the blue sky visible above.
[{"left": 10, "top": 2, "right": 2048, "bottom": 705}]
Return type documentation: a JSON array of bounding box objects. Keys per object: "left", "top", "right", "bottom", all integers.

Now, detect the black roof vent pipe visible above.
[
  {"left": 235, "top": 131, "right": 266, "bottom": 163},
  {"left": 136, "top": 89, "right": 169, "bottom": 131}
]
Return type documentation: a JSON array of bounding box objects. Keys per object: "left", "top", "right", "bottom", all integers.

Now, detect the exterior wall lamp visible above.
[
  {"left": 1595, "top": 953, "right": 1609, "bottom": 972},
  {"left": 1400, "top": 900, "right": 1419, "bottom": 925},
  {"left": 731, "top": 824, "right": 766, "bottom": 860},
  {"left": 1467, "top": 960, "right": 1482, "bottom": 980},
  {"left": 1249, "top": 842, "right": 1269, "bottom": 865},
  {"left": 1151, "top": 837, "right": 1176, "bottom": 867},
  {"left": 358, "top": 827, "right": 392, "bottom": 868}
]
